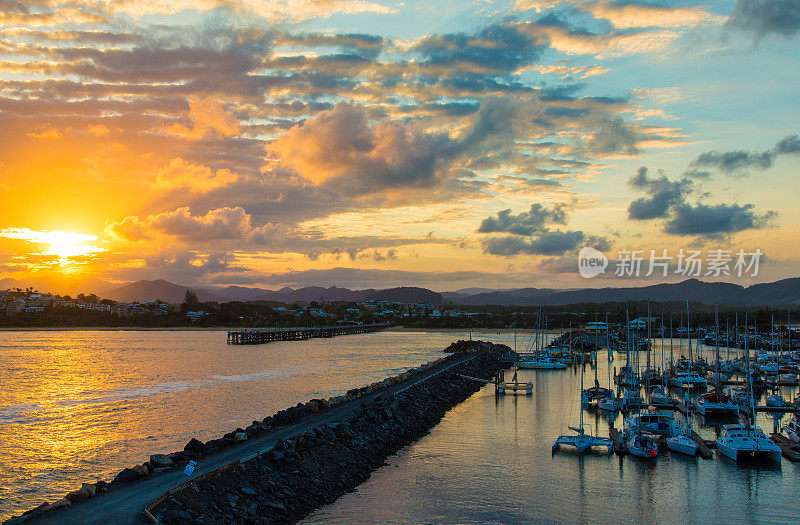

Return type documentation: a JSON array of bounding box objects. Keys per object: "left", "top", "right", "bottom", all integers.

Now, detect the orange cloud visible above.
[
  {"left": 154, "top": 159, "right": 238, "bottom": 193},
  {"left": 589, "top": 1, "right": 715, "bottom": 29},
  {"left": 26, "top": 123, "right": 62, "bottom": 139},
  {"left": 167, "top": 96, "right": 239, "bottom": 139}
]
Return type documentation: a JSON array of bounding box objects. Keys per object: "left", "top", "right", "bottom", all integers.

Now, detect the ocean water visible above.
[
  {"left": 0, "top": 329, "right": 464, "bottom": 519},
  {"left": 1, "top": 329, "right": 797, "bottom": 523},
  {"left": 305, "top": 333, "right": 800, "bottom": 525}
]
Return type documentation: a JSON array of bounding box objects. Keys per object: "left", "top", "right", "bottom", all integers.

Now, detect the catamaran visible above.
[
  {"left": 715, "top": 312, "right": 782, "bottom": 464},
  {"left": 553, "top": 347, "right": 613, "bottom": 455}
]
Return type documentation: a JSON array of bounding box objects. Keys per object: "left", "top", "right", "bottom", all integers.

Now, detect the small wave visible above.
[
  {"left": 53, "top": 380, "right": 209, "bottom": 408},
  {"left": 0, "top": 366, "right": 321, "bottom": 426},
  {"left": 0, "top": 403, "right": 43, "bottom": 421},
  {"left": 208, "top": 367, "right": 313, "bottom": 382}
]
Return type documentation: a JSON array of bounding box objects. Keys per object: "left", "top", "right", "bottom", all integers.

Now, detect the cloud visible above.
[
  {"left": 626, "top": 166, "right": 777, "bottom": 238},
  {"left": 410, "top": 22, "right": 546, "bottom": 73},
  {"left": 664, "top": 203, "right": 777, "bottom": 237},
  {"left": 483, "top": 230, "right": 586, "bottom": 256},
  {"left": 478, "top": 203, "right": 569, "bottom": 235},
  {"left": 627, "top": 166, "right": 693, "bottom": 220},
  {"left": 266, "top": 102, "right": 457, "bottom": 196},
  {"left": 478, "top": 201, "right": 611, "bottom": 256},
  {"left": 167, "top": 96, "right": 239, "bottom": 139},
  {"left": 726, "top": 0, "right": 800, "bottom": 39},
  {"left": 154, "top": 159, "right": 238, "bottom": 193},
  {"left": 586, "top": 114, "right": 642, "bottom": 155},
  {"left": 589, "top": 1, "right": 715, "bottom": 29},
  {"left": 688, "top": 133, "right": 800, "bottom": 174},
  {"left": 105, "top": 206, "right": 278, "bottom": 243}
]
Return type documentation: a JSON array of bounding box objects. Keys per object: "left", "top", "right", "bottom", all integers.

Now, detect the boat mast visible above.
[
  {"left": 746, "top": 312, "right": 755, "bottom": 427},
  {"left": 661, "top": 312, "right": 665, "bottom": 380},
  {"left": 715, "top": 302, "right": 720, "bottom": 392},
  {"left": 686, "top": 300, "right": 692, "bottom": 368}
]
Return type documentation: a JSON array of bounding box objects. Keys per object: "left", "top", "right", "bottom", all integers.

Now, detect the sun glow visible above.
[{"left": 0, "top": 228, "right": 105, "bottom": 266}]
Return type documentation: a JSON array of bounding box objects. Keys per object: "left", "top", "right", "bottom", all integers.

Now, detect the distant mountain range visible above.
[{"left": 4, "top": 276, "right": 799, "bottom": 307}]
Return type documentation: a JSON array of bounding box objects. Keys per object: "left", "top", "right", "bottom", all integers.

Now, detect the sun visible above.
[{"left": 0, "top": 227, "right": 105, "bottom": 266}]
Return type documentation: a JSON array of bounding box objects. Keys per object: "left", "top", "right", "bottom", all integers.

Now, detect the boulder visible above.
[
  {"left": 80, "top": 483, "right": 97, "bottom": 496},
  {"left": 150, "top": 454, "right": 173, "bottom": 468},
  {"left": 44, "top": 498, "right": 71, "bottom": 511},
  {"left": 113, "top": 468, "right": 141, "bottom": 483},
  {"left": 256, "top": 502, "right": 287, "bottom": 517},
  {"left": 184, "top": 438, "right": 206, "bottom": 455},
  {"left": 65, "top": 488, "right": 91, "bottom": 503}
]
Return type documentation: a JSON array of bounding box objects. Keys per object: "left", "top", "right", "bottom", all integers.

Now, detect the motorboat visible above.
[
  {"left": 648, "top": 386, "right": 673, "bottom": 407},
  {"left": 626, "top": 434, "right": 659, "bottom": 458},
  {"left": 715, "top": 423, "right": 781, "bottom": 463},
  {"left": 668, "top": 371, "right": 708, "bottom": 390},
  {"left": 517, "top": 354, "right": 567, "bottom": 370},
  {"left": 695, "top": 391, "right": 739, "bottom": 417},
  {"left": 597, "top": 393, "right": 620, "bottom": 412},
  {"left": 620, "top": 388, "right": 645, "bottom": 412},
  {"left": 624, "top": 411, "right": 682, "bottom": 438},
  {"left": 765, "top": 393, "right": 786, "bottom": 407},
  {"left": 782, "top": 415, "right": 800, "bottom": 444}
]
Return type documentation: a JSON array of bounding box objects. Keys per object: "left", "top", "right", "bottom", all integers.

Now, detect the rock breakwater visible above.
[
  {"left": 153, "top": 342, "right": 506, "bottom": 523},
  {"left": 5, "top": 340, "right": 508, "bottom": 524}
]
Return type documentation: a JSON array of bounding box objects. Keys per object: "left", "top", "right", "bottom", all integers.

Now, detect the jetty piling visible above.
[{"left": 226, "top": 323, "right": 389, "bottom": 345}]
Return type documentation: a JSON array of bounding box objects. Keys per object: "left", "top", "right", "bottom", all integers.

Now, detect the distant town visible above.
[{"left": 0, "top": 284, "right": 795, "bottom": 330}]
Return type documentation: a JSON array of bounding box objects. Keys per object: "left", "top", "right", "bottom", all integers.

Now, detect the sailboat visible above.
[
  {"left": 553, "top": 341, "right": 613, "bottom": 454},
  {"left": 668, "top": 301, "right": 708, "bottom": 390},
  {"left": 666, "top": 384, "right": 698, "bottom": 456},
  {"left": 696, "top": 304, "right": 739, "bottom": 417},
  {"left": 715, "top": 312, "right": 782, "bottom": 464},
  {"left": 764, "top": 314, "right": 787, "bottom": 407},
  {"left": 597, "top": 313, "right": 621, "bottom": 412}
]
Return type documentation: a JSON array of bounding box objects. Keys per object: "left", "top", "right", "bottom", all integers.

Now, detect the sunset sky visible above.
[{"left": 0, "top": 0, "right": 798, "bottom": 292}]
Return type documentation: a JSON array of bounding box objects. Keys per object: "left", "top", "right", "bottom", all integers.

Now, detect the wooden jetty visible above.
[
  {"left": 769, "top": 433, "right": 800, "bottom": 462},
  {"left": 227, "top": 323, "right": 389, "bottom": 345},
  {"left": 689, "top": 430, "right": 713, "bottom": 458},
  {"left": 609, "top": 427, "right": 626, "bottom": 454}
]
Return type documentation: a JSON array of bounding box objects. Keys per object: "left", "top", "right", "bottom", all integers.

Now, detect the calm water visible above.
[
  {"left": 0, "top": 329, "right": 464, "bottom": 519},
  {"left": 1, "top": 330, "right": 798, "bottom": 523},
  {"left": 306, "top": 333, "right": 800, "bottom": 525}
]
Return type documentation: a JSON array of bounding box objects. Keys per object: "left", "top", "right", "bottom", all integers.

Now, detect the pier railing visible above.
[{"left": 226, "top": 323, "right": 390, "bottom": 345}]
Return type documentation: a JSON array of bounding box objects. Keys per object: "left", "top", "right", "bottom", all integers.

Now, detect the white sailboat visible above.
[
  {"left": 666, "top": 387, "right": 698, "bottom": 456},
  {"left": 696, "top": 304, "right": 739, "bottom": 417}
]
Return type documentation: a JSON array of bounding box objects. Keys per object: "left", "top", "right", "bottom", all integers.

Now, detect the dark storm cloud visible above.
[
  {"left": 627, "top": 166, "right": 693, "bottom": 220},
  {"left": 626, "top": 166, "right": 777, "bottom": 238},
  {"left": 688, "top": 133, "right": 800, "bottom": 174},
  {"left": 727, "top": 0, "right": 800, "bottom": 39},
  {"left": 478, "top": 201, "right": 611, "bottom": 257},
  {"left": 478, "top": 203, "right": 569, "bottom": 235},
  {"left": 482, "top": 231, "right": 612, "bottom": 256},
  {"left": 664, "top": 203, "right": 777, "bottom": 237}
]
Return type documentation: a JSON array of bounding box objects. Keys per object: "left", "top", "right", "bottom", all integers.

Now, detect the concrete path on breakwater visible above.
[{"left": 22, "top": 350, "right": 486, "bottom": 525}]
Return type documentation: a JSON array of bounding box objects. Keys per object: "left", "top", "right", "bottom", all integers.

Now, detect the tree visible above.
[{"left": 182, "top": 289, "right": 200, "bottom": 311}]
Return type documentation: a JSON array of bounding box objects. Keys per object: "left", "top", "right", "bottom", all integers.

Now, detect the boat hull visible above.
[{"left": 666, "top": 436, "right": 697, "bottom": 456}]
